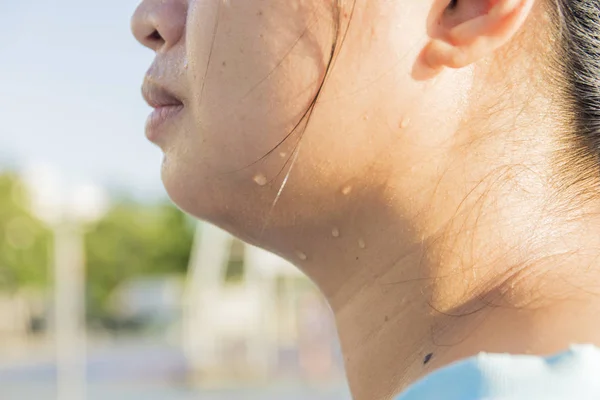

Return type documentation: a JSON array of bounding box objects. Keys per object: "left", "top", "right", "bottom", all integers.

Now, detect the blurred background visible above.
[{"left": 0, "top": 1, "right": 350, "bottom": 399}]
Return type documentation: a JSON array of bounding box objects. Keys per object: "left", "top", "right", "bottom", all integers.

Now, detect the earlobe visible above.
[{"left": 414, "top": 0, "right": 534, "bottom": 79}]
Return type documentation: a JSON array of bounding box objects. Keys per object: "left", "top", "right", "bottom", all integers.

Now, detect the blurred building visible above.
[
  {"left": 108, "top": 276, "right": 183, "bottom": 335},
  {"left": 182, "top": 223, "right": 342, "bottom": 385},
  {"left": 0, "top": 291, "right": 38, "bottom": 336}
]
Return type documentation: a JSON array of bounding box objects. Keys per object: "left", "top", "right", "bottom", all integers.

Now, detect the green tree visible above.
[
  {"left": 85, "top": 200, "right": 194, "bottom": 319},
  {"left": 0, "top": 172, "right": 51, "bottom": 291},
  {"left": 0, "top": 170, "right": 195, "bottom": 320}
]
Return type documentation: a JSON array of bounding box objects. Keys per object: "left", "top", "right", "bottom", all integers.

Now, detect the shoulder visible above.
[{"left": 396, "top": 345, "right": 600, "bottom": 400}]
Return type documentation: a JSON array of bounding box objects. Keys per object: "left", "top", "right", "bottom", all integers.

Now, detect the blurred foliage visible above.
[
  {"left": 86, "top": 200, "right": 195, "bottom": 319},
  {"left": 0, "top": 172, "right": 51, "bottom": 291},
  {"left": 0, "top": 171, "right": 195, "bottom": 321}
]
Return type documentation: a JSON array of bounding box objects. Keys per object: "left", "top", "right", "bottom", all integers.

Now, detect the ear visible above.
[{"left": 416, "top": 0, "right": 535, "bottom": 79}]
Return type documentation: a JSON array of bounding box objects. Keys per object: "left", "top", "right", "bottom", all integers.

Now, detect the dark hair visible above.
[{"left": 552, "top": 0, "right": 600, "bottom": 199}]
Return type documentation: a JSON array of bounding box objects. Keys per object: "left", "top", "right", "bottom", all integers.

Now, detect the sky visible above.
[{"left": 0, "top": 1, "right": 166, "bottom": 200}]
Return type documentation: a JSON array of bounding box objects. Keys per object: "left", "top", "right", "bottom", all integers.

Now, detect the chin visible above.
[
  {"left": 160, "top": 156, "right": 215, "bottom": 217},
  {"left": 159, "top": 155, "right": 260, "bottom": 242}
]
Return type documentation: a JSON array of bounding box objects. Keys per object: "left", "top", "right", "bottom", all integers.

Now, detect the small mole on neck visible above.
[{"left": 423, "top": 353, "right": 433, "bottom": 365}]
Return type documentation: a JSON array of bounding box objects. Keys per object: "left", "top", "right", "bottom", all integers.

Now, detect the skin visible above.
[{"left": 132, "top": 0, "right": 600, "bottom": 399}]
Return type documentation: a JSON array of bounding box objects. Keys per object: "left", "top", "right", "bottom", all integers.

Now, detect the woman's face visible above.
[{"left": 132, "top": 0, "right": 467, "bottom": 244}]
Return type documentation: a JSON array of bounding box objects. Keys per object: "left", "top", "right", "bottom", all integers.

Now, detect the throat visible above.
[{"left": 332, "top": 280, "right": 440, "bottom": 400}]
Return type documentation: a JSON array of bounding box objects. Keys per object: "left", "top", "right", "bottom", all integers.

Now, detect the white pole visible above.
[
  {"left": 54, "top": 222, "right": 86, "bottom": 400},
  {"left": 243, "top": 245, "right": 278, "bottom": 378},
  {"left": 183, "top": 223, "right": 231, "bottom": 379},
  {"left": 22, "top": 168, "right": 102, "bottom": 400}
]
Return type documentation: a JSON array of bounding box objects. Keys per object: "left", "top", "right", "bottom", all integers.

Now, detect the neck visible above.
[
  {"left": 322, "top": 176, "right": 600, "bottom": 399},
  {"left": 331, "top": 247, "right": 600, "bottom": 400},
  {"left": 293, "top": 127, "right": 600, "bottom": 400}
]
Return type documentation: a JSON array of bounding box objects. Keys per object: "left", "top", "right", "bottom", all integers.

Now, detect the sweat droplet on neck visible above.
[
  {"left": 341, "top": 185, "right": 352, "bottom": 196},
  {"left": 296, "top": 251, "right": 308, "bottom": 261},
  {"left": 400, "top": 118, "right": 411, "bottom": 129},
  {"left": 358, "top": 238, "right": 366, "bottom": 249},
  {"left": 331, "top": 227, "right": 340, "bottom": 238},
  {"left": 253, "top": 174, "right": 268, "bottom": 186}
]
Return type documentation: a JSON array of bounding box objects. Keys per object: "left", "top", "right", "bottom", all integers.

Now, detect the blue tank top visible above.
[{"left": 396, "top": 345, "right": 600, "bottom": 399}]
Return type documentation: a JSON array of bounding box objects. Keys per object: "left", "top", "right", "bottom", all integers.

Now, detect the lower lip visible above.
[{"left": 145, "top": 104, "right": 184, "bottom": 143}]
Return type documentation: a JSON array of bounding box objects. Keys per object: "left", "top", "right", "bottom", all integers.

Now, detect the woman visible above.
[{"left": 131, "top": 0, "right": 600, "bottom": 398}]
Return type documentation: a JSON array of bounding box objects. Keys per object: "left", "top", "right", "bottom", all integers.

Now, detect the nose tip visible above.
[{"left": 131, "top": 0, "right": 187, "bottom": 52}]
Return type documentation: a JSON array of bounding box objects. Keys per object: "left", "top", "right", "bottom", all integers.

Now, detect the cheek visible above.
[
  {"left": 166, "top": 0, "right": 449, "bottom": 235},
  {"left": 163, "top": 0, "right": 339, "bottom": 225},
  {"left": 185, "top": 0, "right": 332, "bottom": 170}
]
